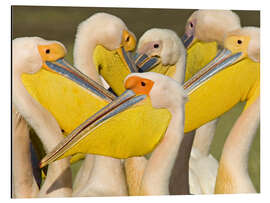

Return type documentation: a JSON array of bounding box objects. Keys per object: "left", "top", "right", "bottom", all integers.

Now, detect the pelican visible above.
[
  {"left": 182, "top": 9, "right": 241, "bottom": 154},
  {"left": 71, "top": 12, "right": 137, "bottom": 196},
  {"left": 12, "top": 37, "right": 75, "bottom": 197},
  {"left": 214, "top": 27, "right": 260, "bottom": 193},
  {"left": 179, "top": 9, "right": 242, "bottom": 194},
  {"left": 184, "top": 26, "right": 260, "bottom": 194},
  {"left": 43, "top": 71, "right": 187, "bottom": 195},
  {"left": 124, "top": 72, "right": 187, "bottom": 195}
]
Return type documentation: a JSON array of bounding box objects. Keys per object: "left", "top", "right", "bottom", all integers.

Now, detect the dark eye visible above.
[
  {"left": 237, "top": 40, "right": 242, "bottom": 45},
  {"left": 154, "top": 44, "right": 159, "bottom": 48},
  {"left": 126, "top": 36, "right": 130, "bottom": 42},
  {"left": 141, "top": 81, "right": 146, "bottom": 86},
  {"left": 45, "top": 49, "right": 50, "bottom": 54},
  {"left": 190, "top": 22, "right": 193, "bottom": 28}
]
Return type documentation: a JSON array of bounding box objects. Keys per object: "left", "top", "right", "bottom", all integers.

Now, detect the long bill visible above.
[
  {"left": 40, "top": 89, "right": 146, "bottom": 168},
  {"left": 134, "top": 48, "right": 243, "bottom": 94},
  {"left": 45, "top": 58, "right": 116, "bottom": 102},
  {"left": 116, "top": 46, "right": 138, "bottom": 73},
  {"left": 183, "top": 49, "right": 243, "bottom": 94}
]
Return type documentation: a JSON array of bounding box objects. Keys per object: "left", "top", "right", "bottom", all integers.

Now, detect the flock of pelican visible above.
[{"left": 12, "top": 9, "right": 260, "bottom": 198}]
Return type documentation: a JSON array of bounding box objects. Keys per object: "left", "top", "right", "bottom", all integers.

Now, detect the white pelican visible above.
[
  {"left": 214, "top": 27, "right": 260, "bottom": 193},
  {"left": 124, "top": 72, "right": 187, "bottom": 195},
  {"left": 182, "top": 10, "right": 241, "bottom": 162},
  {"left": 12, "top": 37, "right": 73, "bottom": 197},
  {"left": 72, "top": 12, "right": 136, "bottom": 196},
  {"left": 182, "top": 9, "right": 242, "bottom": 194}
]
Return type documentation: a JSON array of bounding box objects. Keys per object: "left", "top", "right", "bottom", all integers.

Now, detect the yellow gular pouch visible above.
[
  {"left": 94, "top": 45, "right": 131, "bottom": 96},
  {"left": 21, "top": 69, "right": 108, "bottom": 135},
  {"left": 185, "top": 41, "right": 218, "bottom": 81},
  {"left": 150, "top": 63, "right": 177, "bottom": 78},
  {"left": 56, "top": 97, "right": 171, "bottom": 159},
  {"left": 184, "top": 58, "right": 260, "bottom": 132}
]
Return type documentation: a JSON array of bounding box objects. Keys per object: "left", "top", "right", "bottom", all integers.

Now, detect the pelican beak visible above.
[
  {"left": 133, "top": 52, "right": 160, "bottom": 72},
  {"left": 181, "top": 32, "right": 196, "bottom": 49},
  {"left": 116, "top": 46, "right": 138, "bottom": 73},
  {"left": 39, "top": 89, "right": 146, "bottom": 168},
  {"left": 116, "top": 29, "right": 138, "bottom": 73},
  {"left": 183, "top": 48, "right": 243, "bottom": 94},
  {"left": 44, "top": 58, "right": 116, "bottom": 102}
]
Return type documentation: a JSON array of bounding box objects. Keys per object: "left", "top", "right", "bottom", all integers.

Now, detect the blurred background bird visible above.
[{"left": 12, "top": 6, "right": 260, "bottom": 193}]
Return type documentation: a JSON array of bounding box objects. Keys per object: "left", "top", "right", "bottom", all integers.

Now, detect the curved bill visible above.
[
  {"left": 45, "top": 59, "right": 116, "bottom": 102},
  {"left": 40, "top": 90, "right": 146, "bottom": 168},
  {"left": 183, "top": 49, "right": 243, "bottom": 94}
]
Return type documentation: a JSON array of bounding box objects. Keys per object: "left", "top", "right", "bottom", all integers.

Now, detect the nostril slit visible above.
[{"left": 45, "top": 49, "right": 50, "bottom": 54}]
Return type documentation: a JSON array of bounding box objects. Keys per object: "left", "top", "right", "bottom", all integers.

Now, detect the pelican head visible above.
[
  {"left": 182, "top": 10, "right": 241, "bottom": 48},
  {"left": 125, "top": 72, "right": 187, "bottom": 112},
  {"left": 74, "top": 13, "right": 137, "bottom": 95},
  {"left": 224, "top": 27, "right": 260, "bottom": 62},
  {"left": 12, "top": 37, "right": 66, "bottom": 75},
  {"left": 134, "top": 28, "right": 186, "bottom": 82}
]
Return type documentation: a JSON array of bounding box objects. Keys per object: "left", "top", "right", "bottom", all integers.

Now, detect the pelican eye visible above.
[
  {"left": 154, "top": 44, "right": 159, "bottom": 48},
  {"left": 126, "top": 36, "right": 130, "bottom": 42},
  {"left": 141, "top": 81, "right": 146, "bottom": 86},
  {"left": 237, "top": 40, "right": 242, "bottom": 45},
  {"left": 45, "top": 49, "right": 50, "bottom": 54}
]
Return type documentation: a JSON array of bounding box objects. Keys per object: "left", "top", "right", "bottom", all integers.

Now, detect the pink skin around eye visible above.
[
  {"left": 138, "top": 40, "right": 162, "bottom": 55},
  {"left": 185, "top": 19, "right": 196, "bottom": 37}
]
